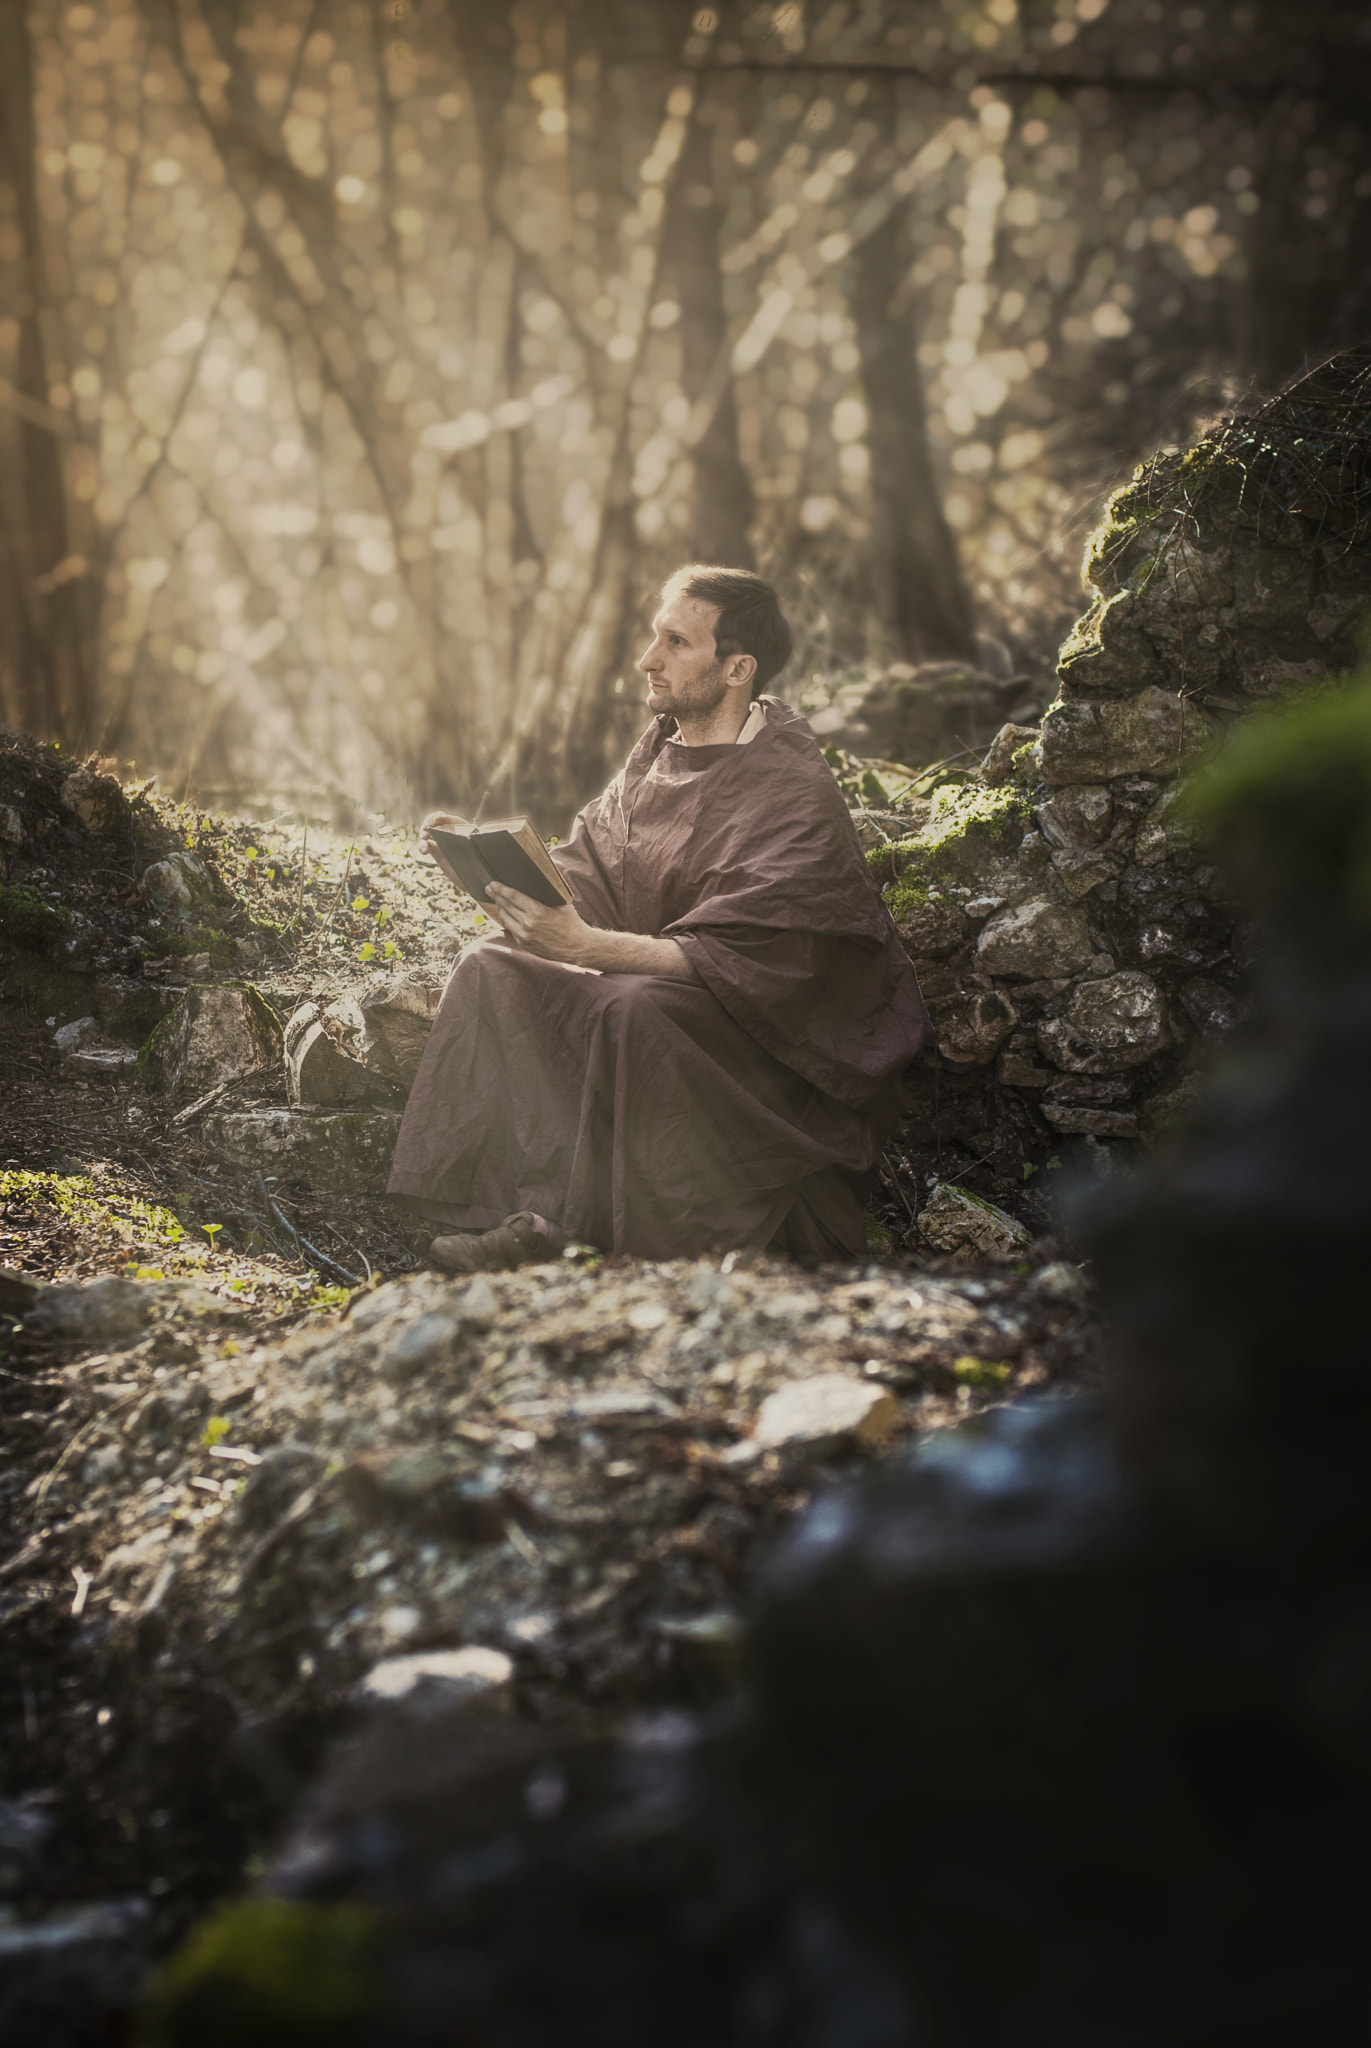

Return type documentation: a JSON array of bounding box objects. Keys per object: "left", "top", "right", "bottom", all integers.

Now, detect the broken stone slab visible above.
[
  {"left": 929, "top": 988, "right": 1018, "bottom": 1067},
  {"left": 284, "top": 1002, "right": 375, "bottom": 1108},
  {"left": 201, "top": 1107, "right": 401, "bottom": 1194},
  {"left": 359, "top": 1645, "right": 514, "bottom": 1707},
  {"left": 25, "top": 1276, "right": 154, "bottom": 1344},
  {"left": 753, "top": 1374, "right": 899, "bottom": 1454},
  {"left": 1039, "top": 687, "right": 1218, "bottom": 785},
  {"left": 70, "top": 1046, "right": 140, "bottom": 1077},
  {"left": 918, "top": 1183, "right": 1033, "bottom": 1262},
  {"left": 1037, "top": 971, "right": 1169, "bottom": 1073},
  {"left": 975, "top": 898, "right": 1095, "bottom": 981},
  {"left": 355, "top": 973, "right": 443, "bottom": 1090},
  {"left": 141, "top": 983, "right": 283, "bottom": 1096}
]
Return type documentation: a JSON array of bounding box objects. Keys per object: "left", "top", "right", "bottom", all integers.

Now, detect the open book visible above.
[{"left": 428, "top": 817, "right": 572, "bottom": 910}]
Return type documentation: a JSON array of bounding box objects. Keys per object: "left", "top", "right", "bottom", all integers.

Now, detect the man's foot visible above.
[{"left": 429, "top": 1211, "right": 561, "bottom": 1275}]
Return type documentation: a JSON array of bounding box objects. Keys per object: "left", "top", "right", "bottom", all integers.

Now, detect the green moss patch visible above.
[
  {"left": 139, "top": 1896, "right": 379, "bottom": 2046},
  {"left": 0, "top": 883, "right": 71, "bottom": 950},
  {"left": 1182, "top": 671, "right": 1369, "bottom": 921},
  {"left": 0, "top": 1169, "right": 187, "bottom": 1251},
  {"left": 872, "top": 783, "right": 1030, "bottom": 906}
]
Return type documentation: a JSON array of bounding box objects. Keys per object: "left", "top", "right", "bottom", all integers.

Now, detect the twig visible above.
[
  {"left": 169, "top": 1063, "right": 276, "bottom": 1128},
  {"left": 252, "top": 1173, "right": 359, "bottom": 1286}
]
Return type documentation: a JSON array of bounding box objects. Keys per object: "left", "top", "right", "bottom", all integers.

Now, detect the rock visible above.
[
  {"left": 998, "top": 1048, "right": 1052, "bottom": 1088},
  {"left": 95, "top": 976, "right": 181, "bottom": 1046},
  {"left": 53, "top": 1015, "right": 97, "bottom": 1053},
  {"left": 981, "top": 722, "right": 1040, "bottom": 785},
  {"left": 141, "top": 851, "right": 208, "bottom": 910},
  {"left": 1040, "top": 1105, "right": 1138, "bottom": 1137},
  {"left": 359, "top": 1645, "right": 514, "bottom": 1706},
  {"left": 1037, "top": 971, "right": 1169, "bottom": 1074},
  {"left": 234, "top": 1446, "right": 326, "bottom": 1534},
  {"left": 201, "top": 1108, "right": 401, "bottom": 1194},
  {"left": 752, "top": 1375, "right": 899, "bottom": 1453},
  {"left": 929, "top": 988, "right": 1018, "bottom": 1067},
  {"left": 70, "top": 1047, "right": 139, "bottom": 1076},
  {"left": 895, "top": 895, "right": 970, "bottom": 959},
  {"left": 376, "top": 1311, "right": 464, "bottom": 1384},
  {"left": 810, "top": 662, "right": 1025, "bottom": 768},
  {"left": 142, "top": 984, "right": 283, "bottom": 1096},
  {"left": 284, "top": 1004, "right": 375, "bottom": 1108},
  {"left": 59, "top": 762, "right": 131, "bottom": 839},
  {"left": 0, "top": 804, "right": 23, "bottom": 846},
  {"left": 343, "top": 1451, "right": 511, "bottom": 1540},
  {"left": 0, "top": 1896, "right": 151, "bottom": 2048},
  {"left": 0, "top": 1267, "right": 39, "bottom": 1317},
  {"left": 1136, "top": 1070, "right": 1206, "bottom": 1144},
  {"left": 1177, "top": 975, "right": 1247, "bottom": 1044},
  {"left": 1040, "top": 687, "right": 1217, "bottom": 785},
  {"left": 25, "top": 1276, "right": 153, "bottom": 1344},
  {"left": 975, "top": 899, "right": 1095, "bottom": 980},
  {"left": 1038, "top": 786, "right": 1113, "bottom": 847},
  {"left": 1133, "top": 785, "right": 1196, "bottom": 864},
  {"left": 917, "top": 1183, "right": 1033, "bottom": 1260},
  {"left": 356, "top": 975, "right": 444, "bottom": 1090}
]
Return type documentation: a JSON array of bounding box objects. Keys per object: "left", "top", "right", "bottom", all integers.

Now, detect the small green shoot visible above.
[{"left": 202, "top": 1415, "right": 231, "bottom": 1448}]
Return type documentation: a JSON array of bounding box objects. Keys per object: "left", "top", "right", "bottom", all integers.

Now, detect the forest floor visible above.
[{"left": 0, "top": 741, "right": 1104, "bottom": 2032}]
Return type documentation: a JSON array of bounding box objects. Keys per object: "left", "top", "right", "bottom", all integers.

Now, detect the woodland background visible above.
[{"left": 2, "top": 0, "right": 1370, "bottom": 824}]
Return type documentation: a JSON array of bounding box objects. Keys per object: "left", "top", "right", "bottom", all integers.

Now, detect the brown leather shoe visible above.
[{"left": 429, "top": 1211, "right": 557, "bottom": 1274}]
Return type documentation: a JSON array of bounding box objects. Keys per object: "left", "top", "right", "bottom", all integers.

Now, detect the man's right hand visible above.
[{"left": 418, "top": 811, "right": 471, "bottom": 892}]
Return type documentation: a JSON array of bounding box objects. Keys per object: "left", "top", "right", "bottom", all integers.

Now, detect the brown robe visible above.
[{"left": 388, "top": 697, "right": 928, "bottom": 1258}]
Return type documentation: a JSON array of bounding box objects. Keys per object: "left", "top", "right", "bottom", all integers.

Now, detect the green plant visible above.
[{"left": 201, "top": 1415, "right": 230, "bottom": 1448}]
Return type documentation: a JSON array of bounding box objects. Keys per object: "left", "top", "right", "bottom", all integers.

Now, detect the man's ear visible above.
[{"left": 726, "top": 651, "right": 758, "bottom": 689}]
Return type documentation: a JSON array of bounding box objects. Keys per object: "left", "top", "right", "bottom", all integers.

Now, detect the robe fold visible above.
[{"left": 388, "top": 697, "right": 928, "bottom": 1259}]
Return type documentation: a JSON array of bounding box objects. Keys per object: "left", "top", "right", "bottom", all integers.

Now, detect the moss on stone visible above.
[
  {"left": 138, "top": 1895, "right": 378, "bottom": 2046},
  {"left": 1182, "top": 671, "right": 1368, "bottom": 921},
  {"left": 147, "top": 924, "right": 237, "bottom": 968},
  {"left": 871, "top": 785, "right": 1029, "bottom": 910},
  {"left": 0, "top": 882, "right": 71, "bottom": 950}
]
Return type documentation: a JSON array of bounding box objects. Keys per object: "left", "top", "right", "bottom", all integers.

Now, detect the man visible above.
[{"left": 388, "top": 565, "right": 927, "bottom": 1271}]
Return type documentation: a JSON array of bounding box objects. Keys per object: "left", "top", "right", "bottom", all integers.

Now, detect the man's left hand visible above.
[{"left": 485, "top": 883, "right": 593, "bottom": 964}]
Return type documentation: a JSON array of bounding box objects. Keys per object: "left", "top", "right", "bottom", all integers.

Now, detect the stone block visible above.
[
  {"left": 753, "top": 1375, "right": 899, "bottom": 1453},
  {"left": 1040, "top": 687, "right": 1217, "bottom": 784},
  {"left": 95, "top": 975, "right": 181, "bottom": 1046},
  {"left": 930, "top": 988, "right": 1018, "bottom": 1067},
  {"left": 975, "top": 899, "right": 1095, "bottom": 981},
  {"left": 895, "top": 896, "right": 970, "bottom": 961},
  {"left": 356, "top": 974, "right": 444, "bottom": 1090},
  {"left": 1037, "top": 971, "right": 1168, "bottom": 1073},
  {"left": 201, "top": 1108, "right": 401, "bottom": 1193},
  {"left": 981, "top": 722, "right": 1040, "bottom": 786},
  {"left": 1041, "top": 1105, "right": 1139, "bottom": 1138},
  {"left": 1038, "top": 787, "right": 1113, "bottom": 848},
  {"left": 142, "top": 984, "right": 283, "bottom": 1097},
  {"left": 917, "top": 1183, "right": 1033, "bottom": 1261}
]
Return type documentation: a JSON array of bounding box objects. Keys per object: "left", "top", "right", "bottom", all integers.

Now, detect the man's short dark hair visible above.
[{"left": 661, "top": 564, "right": 793, "bottom": 690}]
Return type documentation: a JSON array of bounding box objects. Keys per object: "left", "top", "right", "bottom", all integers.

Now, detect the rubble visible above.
[
  {"left": 752, "top": 1374, "right": 899, "bottom": 1452},
  {"left": 917, "top": 1183, "right": 1033, "bottom": 1261}
]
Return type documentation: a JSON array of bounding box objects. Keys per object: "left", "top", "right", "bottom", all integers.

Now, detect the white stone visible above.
[
  {"left": 360, "top": 1644, "right": 514, "bottom": 1703},
  {"left": 144, "top": 985, "right": 282, "bottom": 1097},
  {"left": 753, "top": 1374, "right": 899, "bottom": 1452},
  {"left": 53, "top": 1015, "right": 98, "bottom": 1052},
  {"left": 975, "top": 898, "right": 1095, "bottom": 981}
]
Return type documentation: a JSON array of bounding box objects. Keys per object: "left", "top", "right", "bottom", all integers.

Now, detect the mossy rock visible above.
[
  {"left": 869, "top": 782, "right": 1030, "bottom": 906},
  {"left": 0, "top": 882, "right": 71, "bottom": 951},
  {"left": 138, "top": 1895, "right": 378, "bottom": 2047},
  {"left": 140, "top": 983, "right": 284, "bottom": 1096}
]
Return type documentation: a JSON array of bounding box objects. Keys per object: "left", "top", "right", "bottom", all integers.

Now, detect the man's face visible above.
[{"left": 636, "top": 594, "right": 731, "bottom": 718}]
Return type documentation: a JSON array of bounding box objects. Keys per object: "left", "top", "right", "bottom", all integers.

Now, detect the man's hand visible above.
[
  {"left": 486, "top": 883, "right": 700, "bottom": 982},
  {"left": 418, "top": 811, "right": 468, "bottom": 889},
  {"left": 485, "top": 882, "right": 593, "bottom": 962}
]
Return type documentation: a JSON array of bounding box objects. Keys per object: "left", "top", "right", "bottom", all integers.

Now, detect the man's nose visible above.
[{"left": 636, "top": 638, "right": 660, "bottom": 674}]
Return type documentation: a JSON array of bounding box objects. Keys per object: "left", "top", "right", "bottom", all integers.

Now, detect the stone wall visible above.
[{"left": 880, "top": 355, "right": 1371, "bottom": 1225}]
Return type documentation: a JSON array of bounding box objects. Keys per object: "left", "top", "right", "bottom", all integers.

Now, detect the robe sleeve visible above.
[
  {"left": 670, "top": 922, "right": 926, "bottom": 1112},
  {"left": 549, "top": 803, "right": 625, "bottom": 931}
]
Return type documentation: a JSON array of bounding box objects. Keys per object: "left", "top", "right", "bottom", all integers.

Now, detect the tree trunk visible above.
[
  {"left": 850, "top": 204, "right": 976, "bottom": 664},
  {"left": 0, "top": 0, "right": 93, "bottom": 741},
  {"left": 661, "top": 112, "right": 754, "bottom": 569}
]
